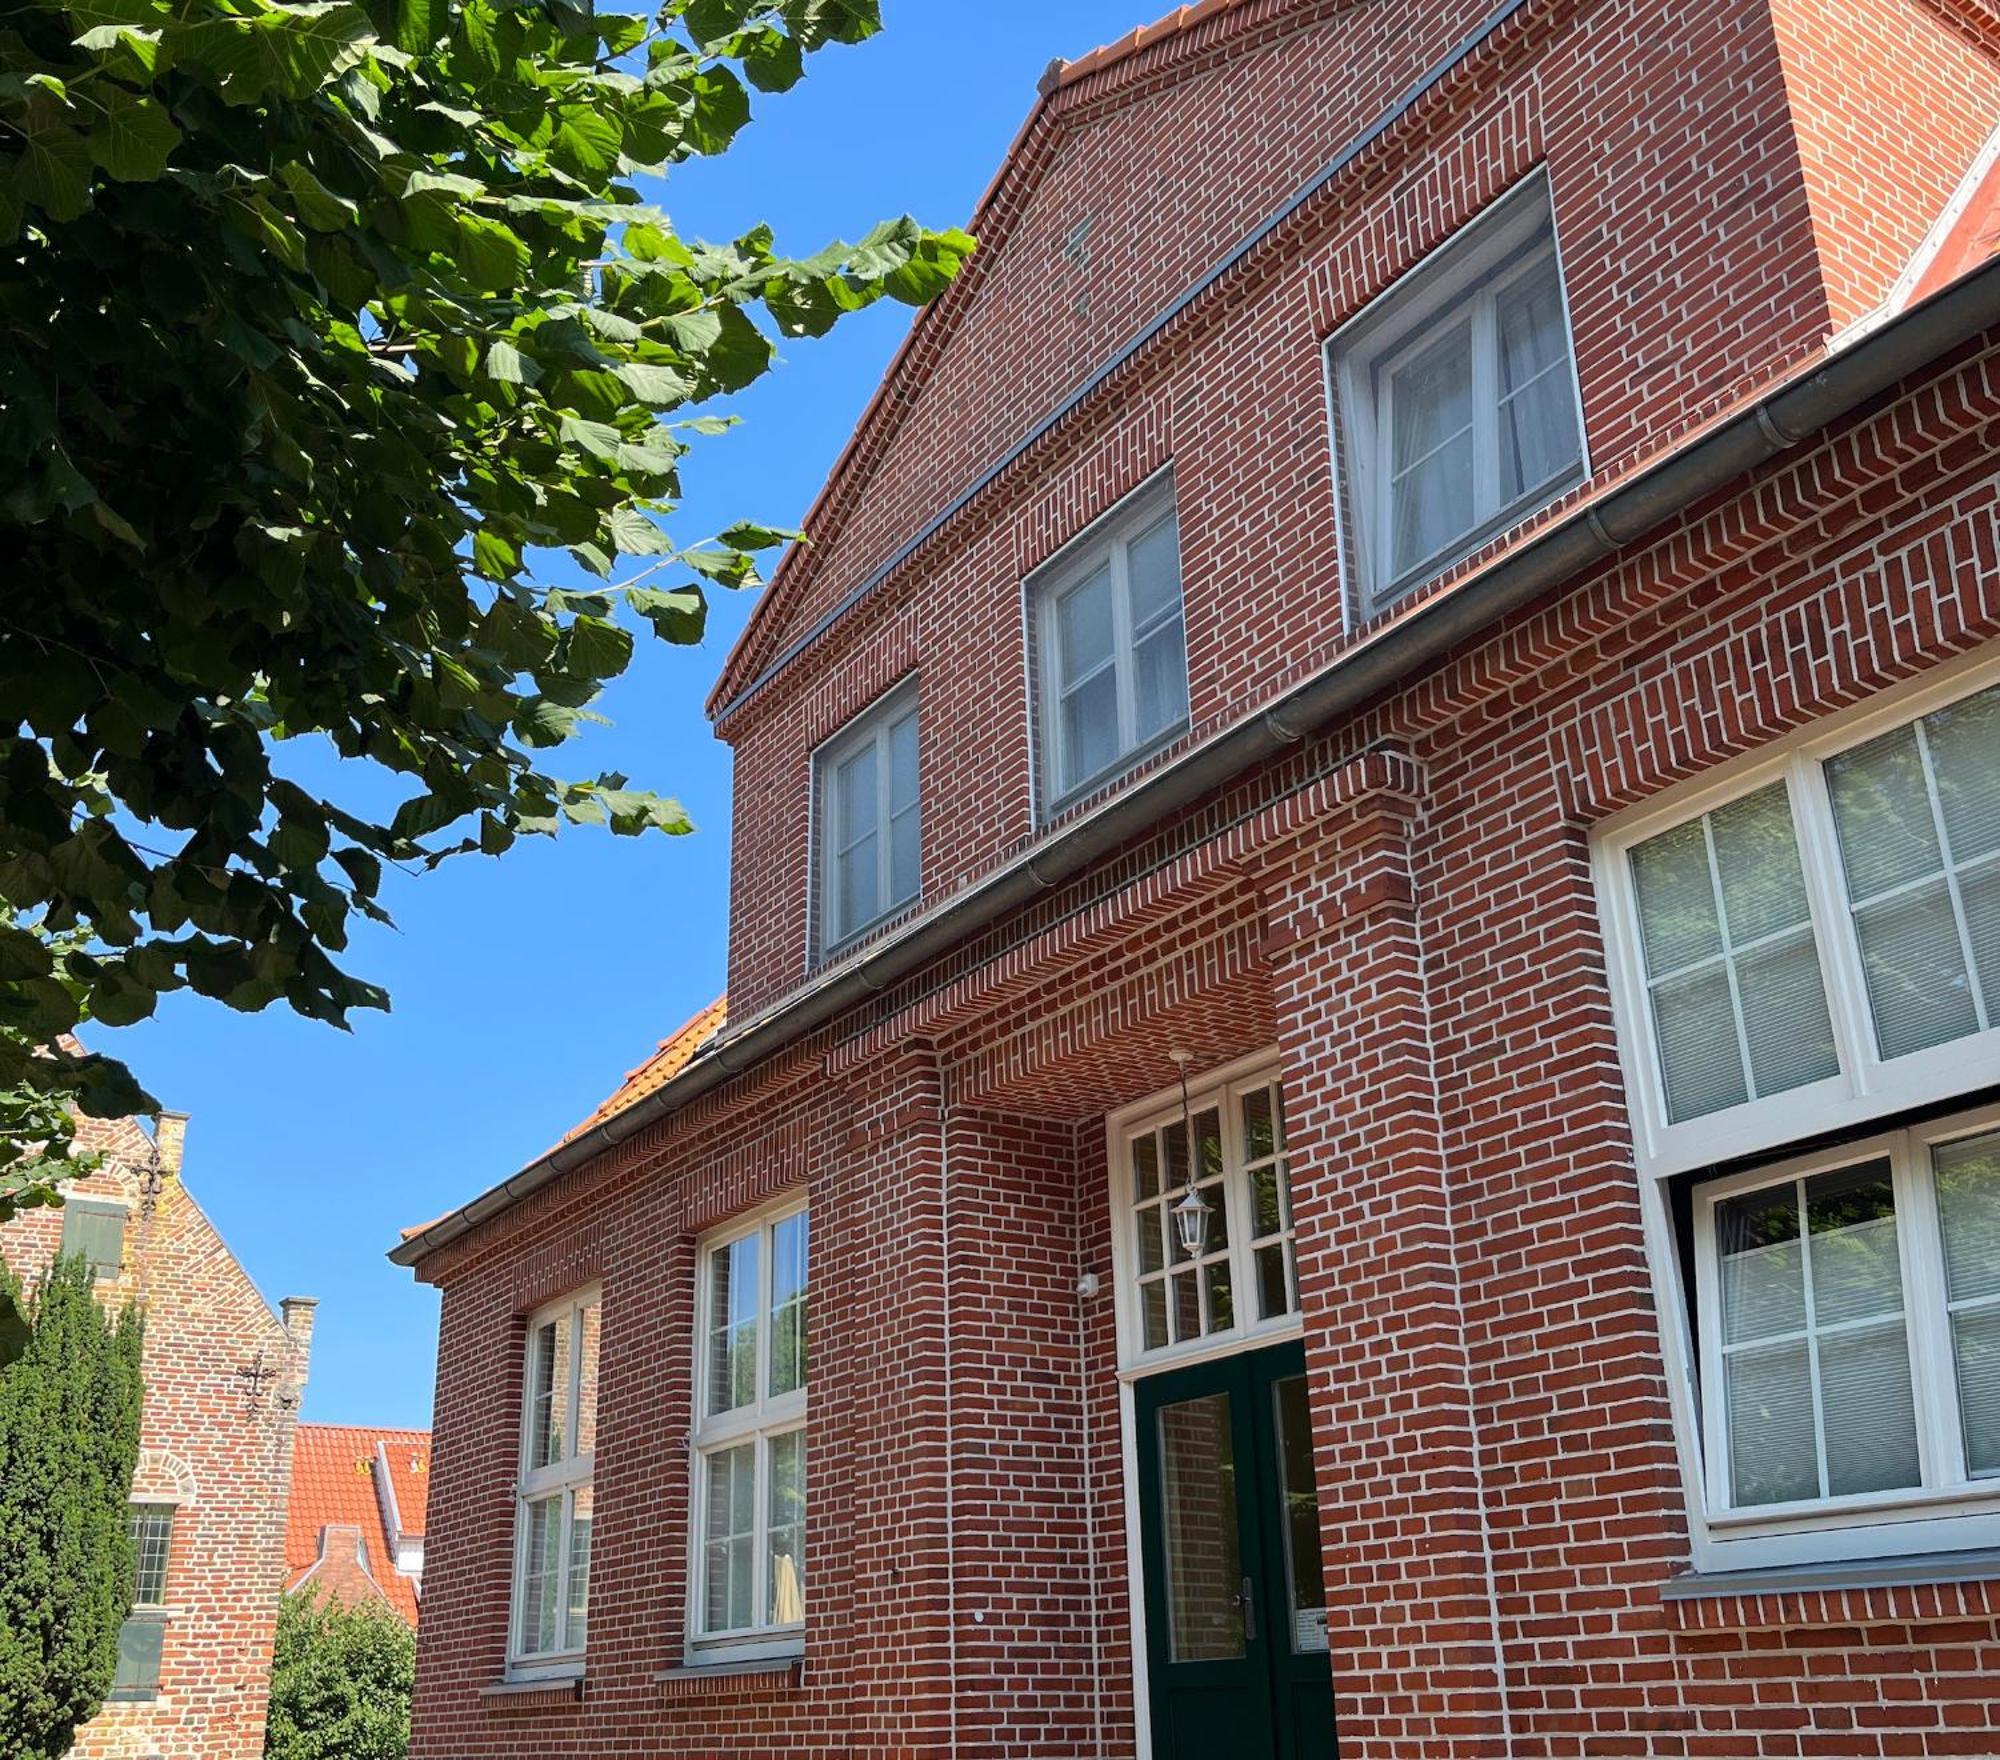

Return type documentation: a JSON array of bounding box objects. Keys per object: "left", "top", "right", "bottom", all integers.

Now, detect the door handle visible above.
[{"left": 1235, "top": 1575, "right": 1256, "bottom": 1641}]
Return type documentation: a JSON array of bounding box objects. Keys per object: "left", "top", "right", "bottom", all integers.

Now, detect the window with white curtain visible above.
[
  {"left": 1599, "top": 667, "right": 2000, "bottom": 1179},
  {"left": 690, "top": 1202, "right": 807, "bottom": 1659},
  {"left": 511, "top": 1289, "right": 597, "bottom": 1675},
  {"left": 1329, "top": 174, "right": 1585, "bottom": 614},
  {"left": 1692, "top": 1108, "right": 2000, "bottom": 1527},
  {"left": 814, "top": 682, "right": 920, "bottom": 957},
  {"left": 1031, "top": 477, "right": 1188, "bottom": 813}
]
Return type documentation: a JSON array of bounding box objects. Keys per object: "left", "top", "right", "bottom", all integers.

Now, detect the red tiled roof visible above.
[
  {"left": 560, "top": 994, "right": 727, "bottom": 1143},
  {"left": 1050, "top": 0, "right": 1254, "bottom": 89},
  {"left": 286, "top": 1422, "right": 431, "bottom": 1626}
]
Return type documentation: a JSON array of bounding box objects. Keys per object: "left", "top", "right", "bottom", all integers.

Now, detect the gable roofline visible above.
[
  {"left": 706, "top": 0, "right": 1330, "bottom": 720},
  {"left": 394, "top": 245, "right": 2000, "bottom": 1274}
]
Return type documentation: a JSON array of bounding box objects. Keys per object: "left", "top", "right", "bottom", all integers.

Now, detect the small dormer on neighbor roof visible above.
[{"left": 285, "top": 1423, "right": 432, "bottom": 1627}]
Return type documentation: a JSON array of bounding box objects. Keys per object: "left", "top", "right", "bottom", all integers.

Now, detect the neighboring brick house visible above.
[
  {"left": 285, "top": 1423, "right": 432, "bottom": 1625},
  {"left": 0, "top": 1104, "right": 313, "bottom": 1760},
  {"left": 392, "top": 1, "right": 2000, "bottom": 1754}
]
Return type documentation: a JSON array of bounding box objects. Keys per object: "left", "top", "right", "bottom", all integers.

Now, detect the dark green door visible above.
[{"left": 1134, "top": 1341, "right": 1336, "bottom": 1760}]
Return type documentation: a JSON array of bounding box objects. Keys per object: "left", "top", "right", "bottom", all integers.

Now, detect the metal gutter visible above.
[
  {"left": 710, "top": 0, "right": 1535, "bottom": 727},
  {"left": 391, "top": 247, "right": 2000, "bottom": 1272}
]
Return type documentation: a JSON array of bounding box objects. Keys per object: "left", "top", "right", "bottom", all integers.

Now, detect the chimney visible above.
[
  {"left": 281, "top": 1296, "right": 318, "bottom": 1374},
  {"left": 153, "top": 1111, "right": 189, "bottom": 1182}
]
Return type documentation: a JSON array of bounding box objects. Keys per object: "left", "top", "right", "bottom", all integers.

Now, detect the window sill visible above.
[
  {"left": 1663, "top": 1548, "right": 2000, "bottom": 1631},
  {"left": 480, "top": 1675, "right": 584, "bottom": 1709},
  {"left": 656, "top": 1657, "right": 803, "bottom": 1701}
]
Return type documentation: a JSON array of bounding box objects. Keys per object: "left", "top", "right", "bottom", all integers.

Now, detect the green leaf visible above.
[
  {"left": 562, "top": 615, "right": 633, "bottom": 678},
  {"left": 455, "top": 213, "right": 528, "bottom": 292},
  {"left": 606, "top": 506, "right": 672, "bottom": 555},
  {"left": 484, "top": 338, "right": 536, "bottom": 384},
  {"left": 276, "top": 158, "right": 356, "bottom": 229},
  {"left": 13, "top": 112, "right": 93, "bottom": 221},
  {"left": 550, "top": 105, "right": 620, "bottom": 176},
  {"left": 558, "top": 413, "right": 622, "bottom": 461},
  {"left": 627, "top": 583, "right": 704, "bottom": 640},
  {"left": 471, "top": 527, "right": 519, "bottom": 579},
  {"left": 86, "top": 87, "right": 180, "bottom": 182},
  {"left": 179, "top": 1, "right": 375, "bottom": 104}
]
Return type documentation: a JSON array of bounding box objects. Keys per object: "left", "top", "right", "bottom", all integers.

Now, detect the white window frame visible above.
[
  {"left": 1327, "top": 170, "right": 1587, "bottom": 615},
  {"left": 1029, "top": 473, "right": 1189, "bottom": 818},
  {"left": 811, "top": 678, "right": 920, "bottom": 961},
  {"left": 508, "top": 1286, "right": 598, "bottom": 1679},
  {"left": 1596, "top": 646, "right": 2000, "bottom": 1182},
  {"left": 685, "top": 1195, "right": 807, "bottom": 1664},
  {"left": 1105, "top": 1050, "right": 1303, "bottom": 1377},
  {"left": 1672, "top": 1102, "right": 2000, "bottom": 1569}
]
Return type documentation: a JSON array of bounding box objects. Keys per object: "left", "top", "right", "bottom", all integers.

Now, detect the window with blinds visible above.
[
  {"left": 1602, "top": 670, "right": 2000, "bottom": 1177},
  {"left": 1693, "top": 1111, "right": 2000, "bottom": 1520}
]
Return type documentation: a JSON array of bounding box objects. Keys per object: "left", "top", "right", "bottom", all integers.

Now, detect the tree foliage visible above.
[
  {"left": 0, "top": 1253, "right": 146, "bottom": 1760},
  {"left": 0, "top": 0, "right": 972, "bottom": 1202},
  {"left": 264, "top": 1590, "right": 416, "bottom": 1760}
]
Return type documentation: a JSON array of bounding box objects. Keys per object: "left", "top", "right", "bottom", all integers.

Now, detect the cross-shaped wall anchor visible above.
[{"left": 235, "top": 1352, "right": 277, "bottom": 1414}]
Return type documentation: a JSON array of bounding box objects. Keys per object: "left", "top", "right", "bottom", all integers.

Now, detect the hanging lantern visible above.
[{"left": 1167, "top": 1047, "right": 1211, "bottom": 1261}]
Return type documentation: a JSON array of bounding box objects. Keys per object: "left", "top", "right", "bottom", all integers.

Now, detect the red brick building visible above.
[
  {"left": 285, "top": 1423, "right": 432, "bottom": 1625},
  {"left": 393, "top": 1, "right": 2000, "bottom": 1752},
  {"left": 1, "top": 1106, "right": 313, "bottom": 1760}
]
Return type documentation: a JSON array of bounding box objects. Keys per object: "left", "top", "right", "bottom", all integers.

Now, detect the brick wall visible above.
[
  {"left": 406, "top": 1, "right": 2000, "bottom": 1755},
  {"left": 0, "top": 1114, "right": 309, "bottom": 1760}
]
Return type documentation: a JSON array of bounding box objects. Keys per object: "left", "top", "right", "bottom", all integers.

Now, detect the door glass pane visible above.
[
  {"left": 1157, "top": 1392, "right": 1243, "bottom": 1662},
  {"left": 1495, "top": 259, "right": 1579, "bottom": 502},
  {"left": 1272, "top": 1376, "right": 1329, "bottom": 1655},
  {"left": 703, "top": 1443, "right": 757, "bottom": 1633},
  {"left": 1389, "top": 320, "right": 1475, "bottom": 576},
  {"left": 1932, "top": 1129, "right": 2000, "bottom": 1474},
  {"left": 770, "top": 1212, "right": 809, "bottom": 1398},
  {"left": 768, "top": 1431, "right": 806, "bottom": 1625},
  {"left": 708, "top": 1234, "right": 760, "bottom": 1417}
]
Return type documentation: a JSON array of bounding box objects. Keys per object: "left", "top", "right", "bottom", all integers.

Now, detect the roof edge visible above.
[{"left": 392, "top": 248, "right": 2000, "bottom": 1274}]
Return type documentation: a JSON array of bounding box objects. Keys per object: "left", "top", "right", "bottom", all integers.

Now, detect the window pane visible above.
[
  {"left": 1631, "top": 787, "right": 1837, "bottom": 1121},
  {"left": 1256, "top": 1243, "right": 1291, "bottom": 1322},
  {"left": 1133, "top": 1133, "right": 1159, "bottom": 1202},
  {"left": 574, "top": 1300, "right": 599, "bottom": 1461},
  {"left": 1204, "top": 1259, "right": 1234, "bottom": 1331},
  {"left": 1927, "top": 685, "right": 2000, "bottom": 864},
  {"left": 1952, "top": 1305, "right": 2000, "bottom": 1476},
  {"left": 770, "top": 1212, "right": 809, "bottom": 1399},
  {"left": 1127, "top": 516, "right": 1182, "bottom": 633},
  {"left": 1133, "top": 616, "right": 1188, "bottom": 745},
  {"left": 703, "top": 1443, "right": 756, "bottom": 1633},
  {"left": 527, "top": 1318, "right": 562, "bottom": 1469},
  {"left": 1242, "top": 1087, "right": 1276, "bottom": 1164},
  {"left": 1818, "top": 1322, "right": 1921, "bottom": 1496},
  {"left": 1851, "top": 881, "right": 1980, "bottom": 1059},
  {"left": 1804, "top": 1162, "right": 1902, "bottom": 1327},
  {"left": 1935, "top": 1131, "right": 2000, "bottom": 1305},
  {"left": 1136, "top": 1201, "right": 1165, "bottom": 1275},
  {"left": 1389, "top": 321, "right": 1475, "bottom": 576},
  {"left": 835, "top": 832, "right": 881, "bottom": 941},
  {"left": 61, "top": 1205, "right": 124, "bottom": 1279},
  {"left": 1054, "top": 565, "right": 1115, "bottom": 687},
  {"left": 888, "top": 806, "right": 920, "bottom": 914},
  {"left": 834, "top": 743, "right": 878, "bottom": 848},
  {"left": 129, "top": 1506, "right": 174, "bottom": 1606},
  {"left": 1961, "top": 860, "right": 2000, "bottom": 1022},
  {"left": 521, "top": 1495, "right": 564, "bottom": 1654},
  {"left": 1828, "top": 724, "right": 1944, "bottom": 901},
  {"left": 768, "top": 1431, "right": 806, "bottom": 1626},
  {"left": 1495, "top": 261, "right": 1579, "bottom": 500},
  {"left": 1059, "top": 666, "right": 1121, "bottom": 794},
  {"left": 1725, "top": 1339, "right": 1818, "bottom": 1507},
  {"left": 1718, "top": 1184, "right": 1805, "bottom": 1345},
  {"left": 566, "top": 1485, "right": 592, "bottom": 1653},
  {"left": 112, "top": 1615, "right": 164, "bottom": 1697},
  {"left": 887, "top": 712, "right": 918, "bottom": 817},
  {"left": 1142, "top": 1281, "right": 1169, "bottom": 1351},
  {"left": 708, "top": 1235, "right": 760, "bottom": 1417}
]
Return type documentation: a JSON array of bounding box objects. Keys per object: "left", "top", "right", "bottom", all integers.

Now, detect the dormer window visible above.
[
  {"left": 814, "top": 682, "right": 920, "bottom": 958},
  {"left": 1030, "top": 477, "right": 1189, "bottom": 815},
  {"left": 1330, "top": 174, "right": 1585, "bottom": 614}
]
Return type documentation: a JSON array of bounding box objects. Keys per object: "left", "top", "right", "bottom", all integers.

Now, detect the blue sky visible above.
[{"left": 102, "top": 0, "right": 1161, "bottom": 1429}]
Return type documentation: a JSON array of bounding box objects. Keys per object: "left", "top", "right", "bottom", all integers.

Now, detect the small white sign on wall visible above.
[{"left": 1294, "top": 1607, "right": 1329, "bottom": 1654}]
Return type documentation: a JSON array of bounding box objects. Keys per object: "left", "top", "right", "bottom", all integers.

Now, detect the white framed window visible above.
[
  {"left": 1328, "top": 172, "right": 1586, "bottom": 614},
  {"left": 1030, "top": 476, "right": 1189, "bottom": 813},
  {"left": 688, "top": 1199, "right": 807, "bottom": 1660},
  {"left": 510, "top": 1288, "right": 598, "bottom": 1677},
  {"left": 813, "top": 681, "right": 919, "bottom": 958},
  {"left": 109, "top": 1502, "right": 175, "bottom": 1702},
  {"left": 1597, "top": 658, "right": 2000, "bottom": 1180},
  {"left": 1108, "top": 1055, "right": 1299, "bottom": 1371},
  {"left": 1684, "top": 1104, "right": 2000, "bottom": 1556}
]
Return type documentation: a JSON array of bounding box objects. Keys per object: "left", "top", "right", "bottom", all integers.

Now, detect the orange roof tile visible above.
[
  {"left": 1050, "top": 0, "right": 1253, "bottom": 89},
  {"left": 560, "top": 994, "right": 727, "bottom": 1143},
  {"left": 1910, "top": 143, "right": 2000, "bottom": 306},
  {"left": 286, "top": 1422, "right": 431, "bottom": 1626}
]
